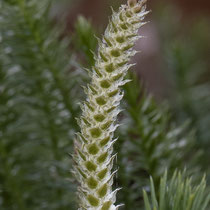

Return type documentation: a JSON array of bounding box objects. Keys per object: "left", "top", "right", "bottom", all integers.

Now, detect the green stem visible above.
[{"left": 17, "top": 0, "right": 78, "bottom": 130}]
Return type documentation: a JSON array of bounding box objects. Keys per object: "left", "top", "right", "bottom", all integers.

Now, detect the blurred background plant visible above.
[
  {"left": 154, "top": 1, "right": 210, "bottom": 183},
  {"left": 0, "top": 0, "right": 210, "bottom": 209}
]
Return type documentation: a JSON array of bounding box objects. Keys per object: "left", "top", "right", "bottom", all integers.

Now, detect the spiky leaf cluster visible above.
[
  {"left": 143, "top": 171, "right": 210, "bottom": 210},
  {"left": 72, "top": 1, "right": 149, "bottom": 209}
]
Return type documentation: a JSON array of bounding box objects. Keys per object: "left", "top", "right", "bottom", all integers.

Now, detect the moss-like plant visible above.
[
  {"left": 143, "top": 171, "right": 210, "bottom": 210},
  {"left": 72, "top": 0, "right": 149, "bottom": 209}
]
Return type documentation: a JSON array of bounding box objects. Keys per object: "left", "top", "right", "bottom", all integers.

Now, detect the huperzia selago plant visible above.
[{"left": 72, "top": 0, "right": 149, "bottom": 209}]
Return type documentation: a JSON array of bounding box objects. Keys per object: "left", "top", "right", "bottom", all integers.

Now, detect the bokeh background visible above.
[{"left": 0, "top": 0, "right": 210, "bottom": 209}]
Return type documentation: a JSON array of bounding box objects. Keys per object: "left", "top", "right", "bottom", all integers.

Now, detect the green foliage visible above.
[
  {"left": 156, "top": 4, "right": 210, "bottom": 168},
  {"left": 115, "top": 73, "right": 201, "bottom": 209},
  {"left": 143, "top": 171, "right": 210, "bottom": 210},
  {"left": 0, "top": 0, "right": 84, "bottom": 209},
  {"left": 165, "top": 28, "right": 210, "bottom": 151}
]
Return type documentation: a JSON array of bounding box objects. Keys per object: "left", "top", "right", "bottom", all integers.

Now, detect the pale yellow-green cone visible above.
[{"left": 73, "top": 0, "right": 149, "bottom": 209}]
